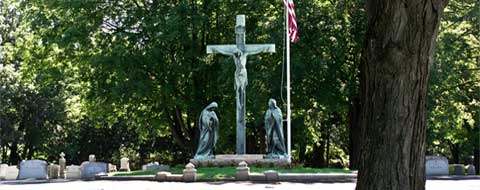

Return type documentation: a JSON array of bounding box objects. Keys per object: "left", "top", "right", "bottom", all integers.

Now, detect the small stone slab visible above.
[
  {"left": 18, "top": 160, "right": 48, "bottom": 180},
  {"left": 5, "top": 166, "right": 19, "bottom": 180},
  {"left": 81, "top": 162, "right": 107, "bottom": 179},
  {"left": 155, "top": 172, "right": 171, "bottom": 181},
  {"left": 426, "top": 156, "right": 449, "bottom": 176},
  {"left": 264, "top": 170, "right": 279, "bottom": 182}
]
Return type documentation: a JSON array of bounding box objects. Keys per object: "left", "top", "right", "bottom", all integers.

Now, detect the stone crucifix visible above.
[{"left": 207, "top": 15, "right": 275, "bottom": 154}]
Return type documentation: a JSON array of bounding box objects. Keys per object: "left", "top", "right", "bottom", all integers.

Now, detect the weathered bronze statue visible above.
[
  {"left": 194, "top": 102, "right": 219, "bottom": 159},
  {"left": 264, "top": 99, "right": 287, "bottom": 159}
]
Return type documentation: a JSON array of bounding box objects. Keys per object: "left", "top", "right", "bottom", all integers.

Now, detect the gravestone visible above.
[
  {"left": 425, "top": 156, "right": 449, "bottom": 176},
  {"left": 18, "top": 160, "right": 48, "bottom": 180},
  {"left": 81, "top": 162, "right": 107, "bottom": 179},
  {"left": 467, "top": 164, "right": 476, "bottom": 175},
  {"left": 5, "top": 166, "right": 19, "bottom": 180},
  {"left": 142, "top": 162, "right": 169, "bottom": 171},
  {"left": 59, "top": 152, "right": 66, "bottom": 178},
  {"left": 0, "top": 164, "right": 8, "bottom": 180},
  {"left": 452, "top": 164, "right": 465, "bottom": 175},
  {"left": 66, "top": 165, "right": 81, "bottom": 179},
  {"left": 108, "top": 163, "right": 117, "bottom": 172},
  {"left": 119, "top": 157, "right": 130, "bottom": 171},
  {"left": 48, "top": 164, "right": 60, "bottom": 179}
]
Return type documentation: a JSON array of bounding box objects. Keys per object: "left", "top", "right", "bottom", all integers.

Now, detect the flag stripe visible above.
[{"left": 283, "top": 0, "right": 298, "bottom": 43}]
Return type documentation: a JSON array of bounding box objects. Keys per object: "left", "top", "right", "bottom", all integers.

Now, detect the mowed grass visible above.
[{"left": 113, "top": 165, "right": 352, "bottom": 180}]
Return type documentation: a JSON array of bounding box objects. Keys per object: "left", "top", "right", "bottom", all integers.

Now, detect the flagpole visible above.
[{"left": 285, "top": 2, "right": 292, "bottom": 160}]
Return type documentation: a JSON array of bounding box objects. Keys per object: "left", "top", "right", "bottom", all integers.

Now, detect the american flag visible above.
[{"left": 282, "top": 0, "right": 298, "bottom": 43}]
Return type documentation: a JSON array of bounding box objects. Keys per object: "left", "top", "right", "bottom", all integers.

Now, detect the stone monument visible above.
[
  {"left": 18, "top": 160, "right": 48, "bottom": 180},
  {"left": 206, "top": 14, "right": 275, "bottom": 154},
  {"left": 425, "top": 156, "right": 449, "bottom": 176},
  {"left": 66, "top": 165, "right": 81, "bottom": 179},
  {"left": 5, "top": 165, "right": 19, "bottom": 180},
  {"left": 194, "top": 102, "right": 219, "bottom": 159},
  {"left": 47, "top": 164, "right": 60, "bottom": 179},
  {"left": 59, "top": 152, "right": 66, "bottom": 178},
  {"left": 81, "top": 161, "right": 107, "bottom": 179},
  {"left": 119, "top": 157, "right": 130, "bottom": 171},
  {"left": 0, "top": 164, "right": 8, "bottom": 180},
  {"left": 264, "top": 99, "right": 287, "bottom": 159}
]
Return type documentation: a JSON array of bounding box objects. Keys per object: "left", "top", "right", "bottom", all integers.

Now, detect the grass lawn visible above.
[{"left": 112, "top": 165, "right": 352, "bottom": 180}]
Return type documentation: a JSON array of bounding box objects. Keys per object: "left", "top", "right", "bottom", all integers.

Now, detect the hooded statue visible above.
[
  {"left": 194, "top": 102, "right": 219, "bottom": 159},
  {"left": 264, "top": 99, "right": 287, "bottom": 159}
]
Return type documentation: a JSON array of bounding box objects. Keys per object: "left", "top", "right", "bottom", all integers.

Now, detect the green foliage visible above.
[
  {"left": 427, "top": 0, "right": 480, "bottom": 164},
  {"left": 0, "top": 0, "right": 477, "bottom": 168},
  {"left": 113, "top": 165, "right": 352, "bottom": 179}
]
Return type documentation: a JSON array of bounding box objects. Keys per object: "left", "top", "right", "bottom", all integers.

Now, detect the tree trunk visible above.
[
  {"left": 348, "top": 97, "right": 361, "bottom": 169},
  {"left": 356, "top": 0, "right": 448, "bottom": 190}
]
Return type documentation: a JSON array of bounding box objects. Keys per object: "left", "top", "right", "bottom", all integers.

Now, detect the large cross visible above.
[{"left": 207, "top": 15, "right": 275, "bottom": 154}]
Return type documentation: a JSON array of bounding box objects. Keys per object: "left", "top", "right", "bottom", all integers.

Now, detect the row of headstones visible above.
[
  {"left": 426, "top": 155, "right": 476, "bottom": 176},
  {"left": 0, "top": 153, "right": 157, "bottom": 180}
]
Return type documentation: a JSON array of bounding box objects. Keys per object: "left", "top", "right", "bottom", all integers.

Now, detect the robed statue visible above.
[
  {"left": 264, "top": 99, "right": 287, "bottom": 159},
  {"left": 194, "top": 102, "right": 219, "bottom": 159}
]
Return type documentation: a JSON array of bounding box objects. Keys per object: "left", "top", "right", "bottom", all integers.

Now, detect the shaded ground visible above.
[{"left": 1, "top": 179, "right": 480, "bottom": 190}]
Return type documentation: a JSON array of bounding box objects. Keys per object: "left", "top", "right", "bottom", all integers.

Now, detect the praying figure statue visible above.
[
  {"left": 264, "top": 99, "right": 287, "bottom": 159},
  {"left": 194, "top": 102, "right": 219, "bottom": 159}
]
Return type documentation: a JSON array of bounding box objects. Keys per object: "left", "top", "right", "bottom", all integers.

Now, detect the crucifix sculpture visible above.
[{"left": 207, "top": 15, "right": 275, "bottom": 154}]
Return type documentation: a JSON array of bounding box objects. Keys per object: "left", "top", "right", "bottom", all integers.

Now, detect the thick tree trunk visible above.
[{"left": 356, "top": 0, "right": 448, "bottom": 190}]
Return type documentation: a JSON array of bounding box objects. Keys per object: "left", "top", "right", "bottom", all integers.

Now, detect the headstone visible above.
[
  {"left": 59, "top": 152, "right": 66, "bottom": 178},
  {"left": 119, "top": 157, "right": 130, "bottom": 171},
  {"left": 5, "top": 166, "right": 19, "bottom": 180},
  {"left": 236, "top": 161, "right": 249, "bottom": 180},
  {"left": 182, "top": 163, "right": 196, "bottom": 182},
  {"left": 453, "top": 164, "right": 465, "bottom": 175},
  {"left": 425, "top": 156, "right": 449, "bottom": 176},
  {"left": 142, "top": 162, "right": 170, "bottom": 171},
  {"left": 88, "top": 154, "right": 96, "bottom": 162},
  {"left": 467, "top": 164, "right": 476, "bottom": 175},
  {"left": 108, "top": 163, "right": 117, "bottom": 172},
  {"left": 81, "top": 162, "right": 107, "bottom": 179},
  {"left": 18, "top": 160, "right": 48, "bottom": 180},
  {"left": 0, "top": 164, "right": 8, "bottom": 180},
  {"left": 66, "top": 165, "right": 81, "bottom": 179},
  {"left": 47, "top": 164, "right": 60, "bottom": 179}
]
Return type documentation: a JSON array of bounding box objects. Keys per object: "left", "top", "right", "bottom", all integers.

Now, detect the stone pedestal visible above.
[
  {"left": 189, "top": 154, "right": 290, "bottom": 167},
  {"left": 264, "top": 170, "right": 279, "bottom": 182},
  {"left": 236, "top": 161, "right": 249, "bottom": 181},
  {"left": 59, "top": 152, "right": 66, "bottom": 179},
  {"left": 182, "top": 163, "right": 197, "bottom": 182},
  {"left": 155, "top": 172, "right": 171, "bottom": 181}
]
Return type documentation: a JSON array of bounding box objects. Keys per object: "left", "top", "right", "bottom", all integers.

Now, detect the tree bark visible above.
[
  {"left": 356, "top": 0, "right": 448, "bottom": 190},
  {"left": 348, "top": 97, "right": 361, "bottom": 169}
]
